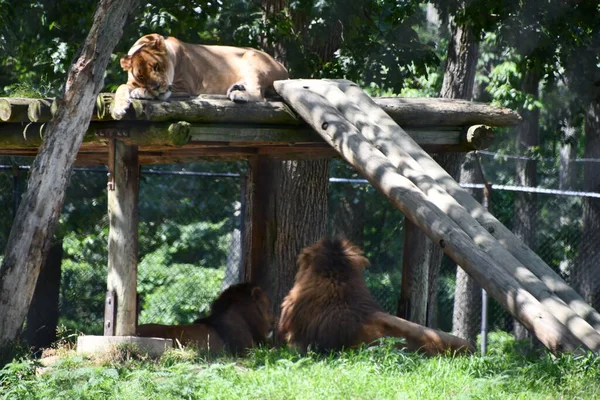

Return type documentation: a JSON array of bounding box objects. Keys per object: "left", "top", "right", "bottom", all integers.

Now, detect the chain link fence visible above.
[{"left": 0, "top": 154, "right": 599, "bottom": 348}]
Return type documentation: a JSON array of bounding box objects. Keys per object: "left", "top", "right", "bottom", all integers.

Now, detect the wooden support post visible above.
[
  {"left": 106, "top": 139, "right": 139, "bottom": 336},
  {"left": 241, "top": 156, "right": 272, "bottom": 288},
  {"left": 397, "top": 220, "right": 429, "bottom": 325},
  {"left": 274, "top": 79, "right": 591, "bottom": 353}
]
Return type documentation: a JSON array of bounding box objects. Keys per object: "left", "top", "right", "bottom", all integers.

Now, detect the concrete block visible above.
[{"left": 77, "top": 335, "right": 173, "bottom": 358}]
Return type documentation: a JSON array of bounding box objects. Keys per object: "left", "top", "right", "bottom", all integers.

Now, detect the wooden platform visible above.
[{"left": 0, "top": 94, "right": 521, "bottom": 165}]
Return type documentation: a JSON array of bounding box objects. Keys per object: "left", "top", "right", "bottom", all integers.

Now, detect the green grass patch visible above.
[{"left": 1, "top": 333, "right": 599, "bottom": 400}]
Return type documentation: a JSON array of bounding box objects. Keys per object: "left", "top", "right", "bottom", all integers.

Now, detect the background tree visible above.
[{"left": 0, "top": 0, "right": 138, "bottom": 356}]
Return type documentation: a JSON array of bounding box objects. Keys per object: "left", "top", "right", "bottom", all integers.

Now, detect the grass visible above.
[{"left": 0, "top": 332, "right": 599, "bottom": 400}]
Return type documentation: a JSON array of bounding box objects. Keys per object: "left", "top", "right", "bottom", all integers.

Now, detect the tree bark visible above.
[
  {"left": 574, "top": 100, "right": 600, "bottom": 311},
  {"left": 22, "top": 240, "right": 63, "bottom": 350},
  {"left": 513, "top": 68, "right": 541, "bottom": 341},
  {"left": 559, "top": 118, "right": 578, "bottom": 191},
  {"left": 452, "top": 153, "right": 482, "bottom": 342},
  {"left": 270, "top": 159, "right": 330, "bottom": 316},
  {"left": 222, "top": 201, "right": 242, "bottom": 290},
  {"left": 250, "top": 0, "right": 334, "bottom": 320},
  {"left": 331, "top": 185, "right": 365, "bottom": 247},
  {"left": 242, "top": 157, "right": 329, "bottom": 320},
  {"left": 0, "top": 0, "right": 138, "bottom": 350},
  {"left": 411, "top": 15, "right": 479, "bottom": 330}
]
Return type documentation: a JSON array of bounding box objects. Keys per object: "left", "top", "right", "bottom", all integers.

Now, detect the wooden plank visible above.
[
  {"left": 1, "top": 122, "right": 480, "bottom": 150},
  {"left": 107, "top": 140, "right": 139, "bottom": 336},
  {"left": 330, "top": 79, "right": 600, "bottom": 335},
  {"left": 274, "top": 79, "right": 589, "bottom": 353},
  {"left": 27, "top": 99, "right": 53, "bottom": 122},
  {"left": 0, "top": 92, "right": 521, "bottom": 127},
  {"left": 0, "top": 98, "right": 30, "bottom": 122},
  {"left": 289, "top": 79, "right": 600, "bottom": 352}
]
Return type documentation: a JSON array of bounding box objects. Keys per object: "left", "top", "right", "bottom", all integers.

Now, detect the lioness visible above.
[{"left": 111, "top": 33, "right": 289, "bottom": 119}]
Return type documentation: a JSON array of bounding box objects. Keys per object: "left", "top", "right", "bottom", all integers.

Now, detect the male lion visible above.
[
  {"left": 137, "top": 282, "right": 273, "bottom": 354},
  {"left": 278, "top": 237, "right": 475, "bottom": 356},
  {"left": 111, "top": 33, "right": 289, "bottom": 119}
]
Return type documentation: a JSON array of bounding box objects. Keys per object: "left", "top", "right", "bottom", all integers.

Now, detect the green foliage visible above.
[
  {"left": 138, "top": 258, "right": 224, "bottom": 325},
  {"left": 1, "top": 0, "right": 442, "bottom": 96},
  {"left": 59, "top": 257, "right": 107, "bottom": 335},
  {"left": 363, "top": 270, "right": 401, "bottom": 313}
]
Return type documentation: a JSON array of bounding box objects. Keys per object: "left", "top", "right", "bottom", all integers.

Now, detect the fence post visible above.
[{"left": 481, "top": 183, "right": 492, "bottom": 354}]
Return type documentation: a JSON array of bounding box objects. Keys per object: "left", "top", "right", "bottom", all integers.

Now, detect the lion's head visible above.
[{"left": 119, "top": 34, "right": 173, "bottom": 100}]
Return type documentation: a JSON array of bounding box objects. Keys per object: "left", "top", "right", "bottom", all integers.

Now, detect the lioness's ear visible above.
[
  {"left": 152, "top": 35, "right": 166, "bottom": 51},
  {"left": 120, "top": 55, "right": 132, "bottom": 71}
]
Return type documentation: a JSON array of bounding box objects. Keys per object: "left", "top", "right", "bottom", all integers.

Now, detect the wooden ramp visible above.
[{"left": 274, "top": 79, "right": 600, "bottom": 354}]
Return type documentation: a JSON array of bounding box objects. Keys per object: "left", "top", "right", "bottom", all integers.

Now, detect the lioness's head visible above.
[{"left": 120, "top": 34, "right": 173, "bottom": 99}]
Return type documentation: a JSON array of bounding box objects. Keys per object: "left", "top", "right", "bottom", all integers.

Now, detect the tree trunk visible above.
[
  {"left": 398, "top": 220, "right": 430, "bottom": 325},
  {"left": 416, "top": 14, "right": 478, "bottom": 329},
  {"left": 574, "top": 100, "right": 600, "bottom": 311},
  {"left": 452, "top": 153, "right": 482, "bottom": 342},
  {"left": 559, "top": 118, "right": 578, "bottom": 191},
  {"left": 22, "top": 240, "right": 63, "bottom": 351},
  {"left": 0, "top": 0, "right": 138, "bottom": 351},
  {"left": 250, "top": 0, "right": 336, "bottom": 319},
  {"left": 512, "top": 68, "right": 541, "bottom": 341},
  {"left": 331, "top": 185, "right": 365, "bottom": 247},
  {"left": 222, "top": 201, "right": 242, "bottom": 290},
  {"left": 270, "top": 160, "right": 330, "bottom": 316},
  {"left": 426, "top": 152, "right": 463, "bottom": 329},
  {"left": 243, "top": 158, "right": 329, "bottom": 320}
]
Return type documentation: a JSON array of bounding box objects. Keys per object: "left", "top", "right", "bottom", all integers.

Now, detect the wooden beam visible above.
[
  {"left": 274, "top": 79, "right": 590, "bottom": 354},
  {"left": 0, "top": 98, "right": 30, "bottom": 122},
  {"left": 0, "top": 120, "right": 493, "bottom": 160},
  {"left": 27, "top": 99, "right": 53, "bottom": 123},
  {"left": 294, "top": 79, "right": 600, "bottom": 351},
  {"left": 0, "top": 121, "right": 191, "bottom": 149},
  {"left": 0, "top": 92, "right": 521, "bottom": 127},
  {"left": 107, "top": 140, "right": 139, "bottom": 336},
  {"left": 329, "top": 79, "right": 600, "bottom": 335}
]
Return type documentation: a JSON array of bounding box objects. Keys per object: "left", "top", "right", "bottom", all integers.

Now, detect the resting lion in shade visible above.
[
  {"left": 111, "top": 33, "right": 289, "bottom": 119},
  {"left": 137, "top": 282, "right": 273, "bottom": 354},
  {"left": 278, "top": 237, "right": 474, "bottom": 356}
]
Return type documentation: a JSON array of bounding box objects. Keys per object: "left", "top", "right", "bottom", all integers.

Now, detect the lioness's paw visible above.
[
  {"left": 227, "top": 84, "right": 249, "bottom": 103},
  {"left": 130, "top": 88, "right": 153, "bottom": 99},
  {"left": 111, "top": 101, "right": 130, "bottom": 120},
  {"left": 228, "top": 91, "right": 250, "bottom": 103}
]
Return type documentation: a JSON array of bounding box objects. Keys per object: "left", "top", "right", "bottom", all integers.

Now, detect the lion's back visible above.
[{"left": 279, "top": 237, "right": 382, "bottom": 352}]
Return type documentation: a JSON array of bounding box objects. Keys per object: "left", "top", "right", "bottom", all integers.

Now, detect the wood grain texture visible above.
[{"left": 274, "top": 79, "right": 589, "bottom": 353}]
